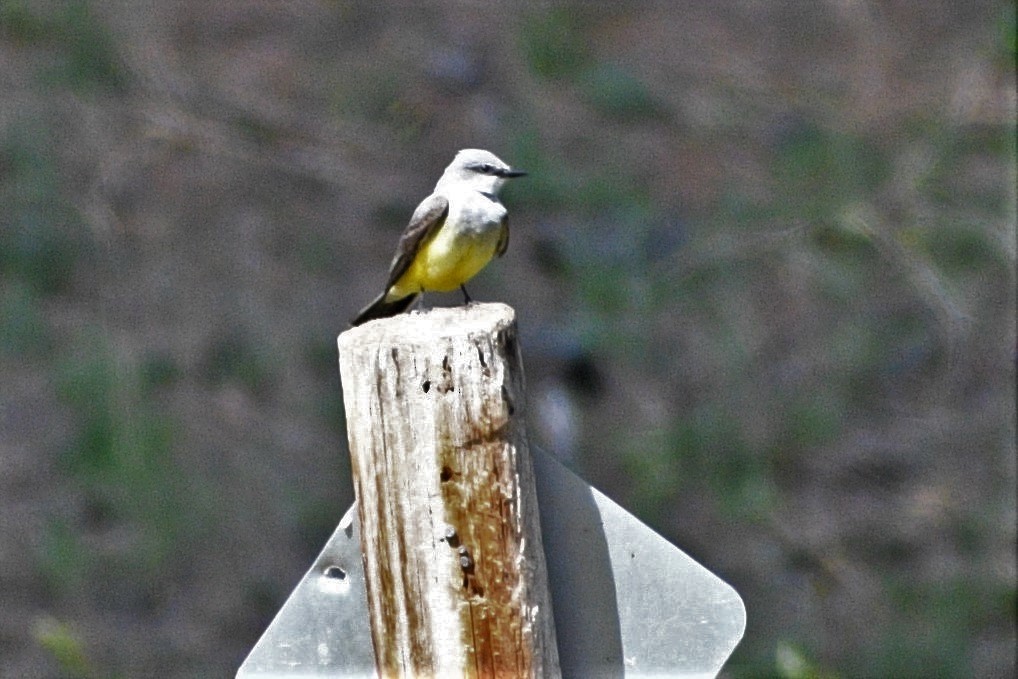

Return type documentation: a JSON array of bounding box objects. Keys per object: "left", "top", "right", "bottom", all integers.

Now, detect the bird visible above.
[{"left": 351, "top": 149, "right": 526, "bottom": 326}]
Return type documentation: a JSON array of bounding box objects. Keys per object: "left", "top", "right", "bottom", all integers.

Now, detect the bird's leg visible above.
[
  {"left": 403, "top": 289, "right": 426, "bottom": 315},
  {"left": 460, "top": 284, "right": 473, "bottom": 305}
]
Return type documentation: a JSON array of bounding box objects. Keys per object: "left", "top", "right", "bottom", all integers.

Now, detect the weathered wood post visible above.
[{"left": 337, "top": 303, "right": 560, "bottom": 678}]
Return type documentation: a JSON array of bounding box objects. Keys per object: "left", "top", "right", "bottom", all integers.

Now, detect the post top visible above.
[{"left": 338, "top": 302, "right": 516, "bottom": 350}]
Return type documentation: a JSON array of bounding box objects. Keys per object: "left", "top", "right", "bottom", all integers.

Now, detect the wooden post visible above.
[{"left": 337, "top": 303, "right": 560, "bottom": 678}]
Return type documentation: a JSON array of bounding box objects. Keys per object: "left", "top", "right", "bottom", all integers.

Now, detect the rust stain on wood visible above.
[{"left": 434, "top": 332, "right": 535, "bottom": 678}]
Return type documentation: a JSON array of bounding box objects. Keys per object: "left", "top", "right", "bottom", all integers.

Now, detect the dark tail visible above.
[{"left": 351, "top": 292, "right": 419, "bottom": 326}]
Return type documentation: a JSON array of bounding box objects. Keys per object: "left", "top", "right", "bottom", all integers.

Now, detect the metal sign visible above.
[{"left": 238, "top": 448, "right": 746, "bottom": 678}]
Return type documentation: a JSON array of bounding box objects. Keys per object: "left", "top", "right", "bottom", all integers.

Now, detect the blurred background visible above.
[{"left": 1, "top": 1, "right": 1015, "bottom": 676}]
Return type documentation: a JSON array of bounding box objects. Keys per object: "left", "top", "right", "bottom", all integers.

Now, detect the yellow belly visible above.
[{"left": 389, "top": 223, "right": 502, "bottom": 297}]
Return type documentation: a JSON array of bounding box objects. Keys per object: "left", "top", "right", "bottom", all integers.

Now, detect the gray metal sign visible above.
[{"left": 238, "top": 448, "right": 745, "bottom": 678}]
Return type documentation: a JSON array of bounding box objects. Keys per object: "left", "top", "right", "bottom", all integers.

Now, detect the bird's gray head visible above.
[{"left": 436, "top": 149, "right": 526, "bottom": 194}]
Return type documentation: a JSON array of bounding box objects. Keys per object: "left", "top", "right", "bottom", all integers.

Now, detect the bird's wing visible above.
[
  {"left": 495, "top": 213, "right": 509, "bottom": 258},
  {"left": 384, "top": 193, "right": 449, "bottom": 289}
]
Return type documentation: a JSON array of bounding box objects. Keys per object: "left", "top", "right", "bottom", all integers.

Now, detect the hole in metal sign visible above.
[{"left": 324, "top": 565, "right": 347, "bottom": 580}]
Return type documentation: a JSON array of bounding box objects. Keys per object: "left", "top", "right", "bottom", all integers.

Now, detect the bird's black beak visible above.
[{"left": 497, "top": 168, "right": 527, "bottom": 178}]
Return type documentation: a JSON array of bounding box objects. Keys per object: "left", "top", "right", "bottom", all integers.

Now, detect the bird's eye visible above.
[{"left": 481, "top": 163, "right": 494, "bottom": 174}]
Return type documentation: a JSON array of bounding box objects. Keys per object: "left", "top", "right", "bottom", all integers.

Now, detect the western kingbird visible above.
[{"left": 351, "top": 149, "right": 526, "bottom": 326}]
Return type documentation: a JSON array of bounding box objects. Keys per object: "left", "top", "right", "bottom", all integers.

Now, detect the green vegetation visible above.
[
  {"left": 522, "top": 8, "right": 662, "bottom": 122},
  {"left": 578, "top": 63, "right": 662, "bottom": 121},
  {"left": 0, "top": 121, "right": 89, "bottom": 296},
  {"left": 0, "top": 0, "right": 125, "bottom": 92},
  {"left": 772, "top": 124, "right": 890, "bottom": 221},
  {"left": 203, "top": 329, "right": 275, "bottom": 396},
  {"left": 520, "top": 8, "right": 591, "bottom": 81},
  {"left": 0, "top": 282, "right": 52, "bottom": 357},
  {"left": 54, "top": 333, "right": 192, "bottom": 571},
  {"left": 33, "top": 617, "right": 98, "bottom": 679}
]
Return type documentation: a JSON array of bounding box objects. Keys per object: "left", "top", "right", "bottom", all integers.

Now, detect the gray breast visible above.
[{"left": 455, "top": 193, "right": 506, "bottom": 235}]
